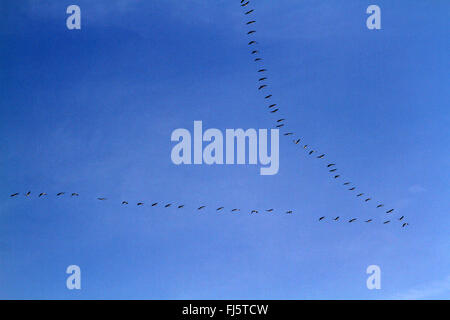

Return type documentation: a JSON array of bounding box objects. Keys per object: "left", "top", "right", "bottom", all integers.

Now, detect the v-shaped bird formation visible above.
[
  {"left": 237, "top": 0, "right": 408, "bottom": 227},
  {"left": 6, "top": 2, "right": 410, "bottom": 229}
]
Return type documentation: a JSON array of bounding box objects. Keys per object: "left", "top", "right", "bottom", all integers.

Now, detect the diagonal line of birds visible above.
[
  {"left": 7, "top": 191, "right": 408, "bottom": 227},
  {"left": 238, "top": 0, "right": 409, "bottom": 228}
]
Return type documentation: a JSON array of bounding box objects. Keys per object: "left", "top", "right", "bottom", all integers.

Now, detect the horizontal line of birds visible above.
[
  {"left": 239, "top": 0, "right": 409, "bottom": 228},
  {"left": 8, "top": 191, "right": 408, "bottom": 227}
]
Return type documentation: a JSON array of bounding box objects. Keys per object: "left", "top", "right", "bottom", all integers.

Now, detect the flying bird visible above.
[
  {"left": 386, "top": 209, "right": 394, "bottom": 214},
  {"left": 231, "top": 208, "right": 240, "bottom": 212},
  {"left": 259, "top": 77, "right": 267, "bottom": 81},
  {"left": 343, "top": 182, "right": 351, "bottom": 185},
  {"left": 329, "top": 169, "right": 337, "bottom": 172},
  {"left": 245, "top": 9, "right": 254, "bottom": 15},
  {"left": 376, "top": 204, "right": 384, "bottom": 208},
  {"left": 276, "top": 124, "right": 284, "bottom": 128},
  {"left": 265, "top": 94, "right": 272, "bottom": 99},
  {"left": 258, "top": 84, "right": 267, "bottom": 90},
  {"left": 319, "top": 216, "right": 325, "bottom": 221},
  {"left": 317, "top": 154, "right": 325, "bottom": 159},
  {"left": 266, "top": 209, "right": 274, "bottom": 212},
  {"left": 286, "top": 210, "right": 293, "bottom": 214},
  {"left": 254, "top": 58, "right": 262, "bottom": 61},
  {"left": 10, "top": 193, "right": 19, "bottom": 197},
  {"left": 137, "top": 202, "right": 144, "bottom": 206},
  {"left": 248, "top": 41, "right": 257, "bottom": 45},
  {"left": 357, "top": 193, "right": 364, "bottom": 197},
  {"left": 247, "top": 30, "right": 256, "bottom": 35},
  {"left": 122, "top": 201, "right": 128, "bottom": 205},
  {"left": 398, "top": 216, "right": 404, "bottom": 221},
  {"left": 71, "top": 193, "right": 79, "bottom": 196},
  {"left": 246, "top": 20, "right": 256, "bottom": 24},
  {"left": 276, "top": 118, "right": 285, "bottom": 122},
  {"left": 198, "top": 206, "right": 205, "bottom": 210},
  {"left": 97, "top": 197, "right": 107, "bottom": 201},
  {"left": 365, "top": 219, "right": 373, "bottom": 223},
  {"left": 309, "top": 150, "right": 315, "bottom": 155},
  {"left": 251, "top": 210, "right": 258, "bottom": 214},
  {"left": 270, "top": 109, "right": 279, "bottom": 113},
  {"left": 241, "top": 1, "right": 249, "bottom": 7},
  {"left": 364, "top": 198, "right": 372, "bottom": 202},
  {"left": 251, "top": 50, "right": 258, "bottom": 54},
  {"left": 165, "top": 203, "right": 171, "bottom": 208},
  {"left": 178, "top": 205, "right": 184, "bottom": 208},
  {"left": 25, "top": 191, "right": 31, "bottom": 196},
  {"left": 284, "top": 132, "right": 293, "bottom": 136},
  {"left": 334, "top": 175, "right": 340, "bottom": 179},
  {"left": 383, "top": 220, "right": 391, "bottom": 224},
  {"left": 349, "top": 218, "right": 357, "bottom": 223},
  {"left": 349, "top": 187, "right": 356, "bottom": 191},
  {"left": 258, "top": 69, "right": 267, "bottom": 72},
  {"left": 334, "top": 216, "right": 340, "bottom": 221},
  {"left": 294, "top": 139, "right": 301, "bottom": 144},
  {"left": 39, "top": 193, "right": 47, "bottom": 197},
  {"left": 56, "top": 192, "right": 65, "bottom": 196},
  {"left": 402, "top": 223, "right": 409, "bottom": 227},
  {"left": 268, "top": 104, "right": 277, "bottom": 108},
  {"left": 327, "top": 164, "right": 336, "bottom": 167},
  {"left": 151, "top": 202, "right": 158, "bottom": 206},
  {"left": 217, "top": 207, "right": 224, "bottom": 211}
]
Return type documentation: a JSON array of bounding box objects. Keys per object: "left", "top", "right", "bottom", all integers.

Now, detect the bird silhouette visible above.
[
  {"left": 286, "top": 210, "right": 293, "bottom": 214},
  {"left": 247, "top": 30, "right": 256, "bottom": 35},
  {"left": 258, "top": 84, "right": 267, "bottom": 90},
  {"left": 122, "top": 201, "right": 128, "bottom": 205},
  {"left": 246, "top": 20, "right": 256, "bottom": 25},
  {"left": 266, "top": 209, "right": 274, "bottom": 212},
  {"left": 39, "top": 193, "right": 47, "bottom": 197},
  {"left": 165, "top": 203, "right": 171, "bottom": 208},
  {"left": 178, "top": 205, "right": 184, "bottom": 208},
  {"left": 265, "top": 94, "right": 272, "bottom": 99},
  {"left": 349, "top": 218, "right": 357, "bottom": 223},
  {"left": 402, "top": 223, "right": 409, "bottom": 227},
  {"left": 349, "top": 187, "right": 356, "bottom": 191},
  {"left": 334, "top": 216, "right": 340, "bottom": 221},
  {"left": 376, "top": 204, "right": 384, "bottom": 208},
  {"left": 241, "top": 1, "right": 249, "bottom": 7},
  {"left": 357, "top": 193, "right": 364, "bottom": 197},
  {"left": 270, "top": 109, "right": 279, "bottom": 113},
  {"left": 198, "top": 206, "right": 205, "bottom": 210},
  {"left": 245, "top": 9, "right": 254, "bottom": 15},
  {"left": 97, "top": 198, "right": 107, "bottom": 201},
  {"left": 365, "top": 198, "right": 372, "bottom": 202},
  {"left": 319, "top": 216, "right": 325, "bottom": 221},
  {"left": 327, "top": 164, "right": 336, "bottom": 167},
  {"left": 365, "top": 219, "right": 373, "bottom": 223},
  {"left": 317, "top": 154, "right": 325, "bottom": 159},
  {"left": 217, "top": 207, "right": 224, "bottom": 211},
  {"left": 137, "top": 202, "right": 144, "bottom": 206},
  {"left": 386, "top": 209, "right": 394, "bottom": 214},
  {"left": 56, "top": 192, "right": 65, "bottom": 196},
  {"left": 383, "top": 220, "right": 391, "bottom": 224},
  {"left": 398, "top": 216, "right": 404, "bottom": 221},
  {"left": 10, "top": 193, "right": 19, "bottom": 197},
  {"left": 25, "top": 191, "right": 31, "bottom": 196},
  {"left": 248, "top": 41, "right": 257, "bottom": 45},
  {"left": 152, "top": 202, "right": 158, "bottom": 206},
  {"left": 71, "top": 193, "right": 79, "bottom": 197}
]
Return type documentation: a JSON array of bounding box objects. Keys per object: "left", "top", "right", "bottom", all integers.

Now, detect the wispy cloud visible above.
[{"left": 391, "top": 276, "right": 450, "bottom": 300}]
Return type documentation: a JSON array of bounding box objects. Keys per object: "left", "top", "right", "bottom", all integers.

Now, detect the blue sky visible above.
[{"left": 0, "top": 0, "right": 449, "bottom": 299}]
